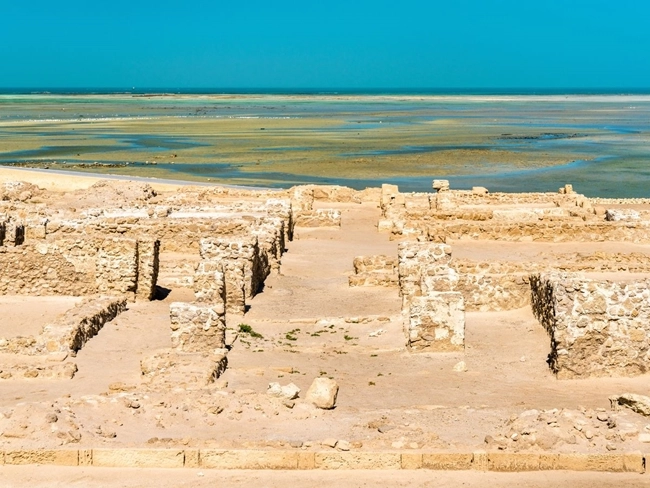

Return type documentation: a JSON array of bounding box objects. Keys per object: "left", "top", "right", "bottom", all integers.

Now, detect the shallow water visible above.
[{"left": 0, "top": 94, "right": 649, "bottom": 196}]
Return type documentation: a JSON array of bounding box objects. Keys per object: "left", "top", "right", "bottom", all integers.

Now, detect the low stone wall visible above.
[
  {"left": 348, "top": 255, "right": 399, "bottom": 288},
  {"left": 0, "top": 296, "right": 127, "bottom": 356},
  {"left": 294, "top": 209, "right": 342, "bottom": 228},
  {"left": 422, "top": 269, "right": 530, "bottom": 312},
  {"left": 0, "top": 448, "right": 645, "bottom": 472},
  {"left": 530, "top": 272, "right": 650, "bottom": 379},
  {"left": 169, "top": 302, "right": 226, "bottom": 353},
  {"left": 141, "top": 350, "right": 228, "bottom": 388},
  {"left": 425, "top": 221, "right": 650, "bottom": 243}
]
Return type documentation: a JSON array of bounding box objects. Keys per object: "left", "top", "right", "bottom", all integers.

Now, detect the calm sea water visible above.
[{"left": 1, "top": 90, "right": 649, "bottom": 197}]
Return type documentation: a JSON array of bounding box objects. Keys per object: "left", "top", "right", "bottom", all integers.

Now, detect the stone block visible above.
[
  {"left": 408, "top": 292, "right": 465, "bottom": 352},
  {"left": 422, "top": 452, "right": 473, "bottom": 470},
  {"left": 200, "top": 450, "right": 298, "bottom": 469},
  {"left": 92, "top": 448, "right": 185, "bottom": 468},
  {"left": 314, "top": 452, "right": 401, "bottom": 470},
  {"left": 487, "top": 452, "right": 541, "bottom": 471},
  {"left": 401, "top": 452, "right": 423, "bottom": 469},
  {"left": 4, "top": 449, "right": 79, "bottom": 466}
]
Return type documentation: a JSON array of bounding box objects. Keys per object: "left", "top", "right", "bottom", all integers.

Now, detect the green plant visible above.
[{"left": 238, "top": 324, "right": 263, "bottom": 339}]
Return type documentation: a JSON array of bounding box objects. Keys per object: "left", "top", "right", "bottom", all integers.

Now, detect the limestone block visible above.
[
  {"left": 401, "top": 453, "right": 423, "bottom": 469},
  {"left": 200, "top": 450, "right": 298, "bottom": 469},
  {"left": 398, "top": 242, "right": 452, "bottom": 300},
  {"left": 199, "top": 236, "right": 266, "bottom": 299},
  {"left": 92, "top": 449, "right": 185, "bottom": 468},
  {"left": 408, "top": 292, "right": 465, "bottom": 352},
  {"left": 4, "top": 449, "right": 79, "bottom": 466},
  {"left": 291, "top": 186, "right": 315, "bottom": 211},
  {"left": 314, "top": 452, "right": 401, "bottom": 470},
  {"left": 305, "top": 377, "right": 339, "bottom": 409},
  {"left": 169, "top": 302, "right": 226, "bottom": 352},
  {"left": 422, "top": 453, "right": 473, "bottom": 470},
  {"left": 610, "top": 393, "right": 650, "bottom": 416}
]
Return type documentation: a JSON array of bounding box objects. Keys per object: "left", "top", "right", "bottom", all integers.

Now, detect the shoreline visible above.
[{"left": 0, "top": 166, "right": 278, "bottom": 193}]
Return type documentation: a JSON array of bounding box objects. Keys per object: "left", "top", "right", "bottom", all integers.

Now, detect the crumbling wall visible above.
[
  {"left": 136, "top": 240, "right": 160, "bottom": 301},
  {"left": 408, "top": 292, "right": 465, "bottom": 351},
  {"left": 0, "top": 296, "right": 127, "bottom": 355},
  {"left": 425, "top": 221, "right": 650, "bottom": 243},
  {"left": 348, "top": 255, "right": 399, "bottom": 287},
  {"left": 169, "top": 302, "right": 226, "bottom": 352},
  {"left": 294, "top": 209, "right": 342, "bottom": 228},
  {"left": 530, "top": 272, "right": 650, "bottom": 379},
  {"left": 397, "top": 242, "right": 452, "bottom": 302},
  {"left": 199, "top": 236, "right": 268, "bottom": 300},
  {"left": 0, "top": 238, "right": 159, "bottom": 299}
]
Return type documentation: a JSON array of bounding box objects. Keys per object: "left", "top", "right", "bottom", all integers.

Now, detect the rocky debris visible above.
[
  {"left": 267, "top": 382, "right": 301, "bottom": 400},
  {"left": 453, "top": 361, "right": 467, "bottom": 372},
  {"left": 306, "top": 377, "right": 339, "bottom": 409},
  {"left": 472, "top": 186, "right": 489, "bottom": 195},
  {"left": 74, "top": 180, "right": 157, "bottom": 206},
  {"left": 610, "top": 393, "right": 650, "bottom": 416},
  {"left": 486, "top": 407, "right": 643, "bottom": 452},
  {"left": 1, "top": 181, "right": 42, "bottom": 202},
  {"left": 605, "top": 209, "right": 640, "bottom": 221}
]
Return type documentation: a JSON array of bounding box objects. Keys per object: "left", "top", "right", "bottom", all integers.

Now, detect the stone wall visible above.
[
  {"left": 425, "top": 221, "right": 650, "bottom": 243},
  {"left": 294, "top": 210, "right": 342, "bottom": 228},
  {"left": 408, "top": 292, "right": 465, "bottom": 351},
  {"left": 530, "top": 272, "right": 650, "bottom": 379},
  {"left": 348, "top": 255, "right": 399, "bottom": 288},
  {"left": 199, "top": 236, "right": 269, "bottom": 300},
  {"left": 0, "top": 238, "right": 159, "bottom": 299},
  {"left": 397, "top": 242, "right": 452, "bottom": 302},
  {"left": 169, "top": 302, "right": 226, "bottom": 353}
]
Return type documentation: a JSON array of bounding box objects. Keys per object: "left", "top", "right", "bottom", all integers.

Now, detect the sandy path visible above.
[{"left": 0, "top": 466, "right": 648, "bottom": 488}]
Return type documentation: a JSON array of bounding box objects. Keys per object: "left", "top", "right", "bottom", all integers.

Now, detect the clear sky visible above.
[{"left": 1, "top": 0, "right": 649, "bottom": 89}]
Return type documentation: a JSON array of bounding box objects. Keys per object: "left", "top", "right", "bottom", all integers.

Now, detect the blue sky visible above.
[{"left": 1, "top": 0, "right": 648, "bottom": 89}]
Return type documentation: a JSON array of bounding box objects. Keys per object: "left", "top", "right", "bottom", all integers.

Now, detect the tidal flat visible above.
[{"left": 1, "top": 94, "right": 649, "bottom": 196}]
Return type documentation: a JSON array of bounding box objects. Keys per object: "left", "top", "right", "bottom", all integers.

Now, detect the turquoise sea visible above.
[{"left": 1, "top": 89, "right": 649, "bottom": 197}]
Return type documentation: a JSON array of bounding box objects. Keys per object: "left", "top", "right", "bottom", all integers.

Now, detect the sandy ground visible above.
[
  {"left": 0, "top": 296, "right": 81, "bottom": 338},
  {"left": 1, "top": 466, "right": 649, "bottom": 488},
  {"left": 3, "top": 200, "right": 650, "bottom": 455}
]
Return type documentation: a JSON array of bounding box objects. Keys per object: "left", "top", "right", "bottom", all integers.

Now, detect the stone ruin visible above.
[
  {"left": 352, "top": 179, "right": 650, "bottom": 378},
  {"left": 3, "top": 178, "right": 650, "bottom": 385}
]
